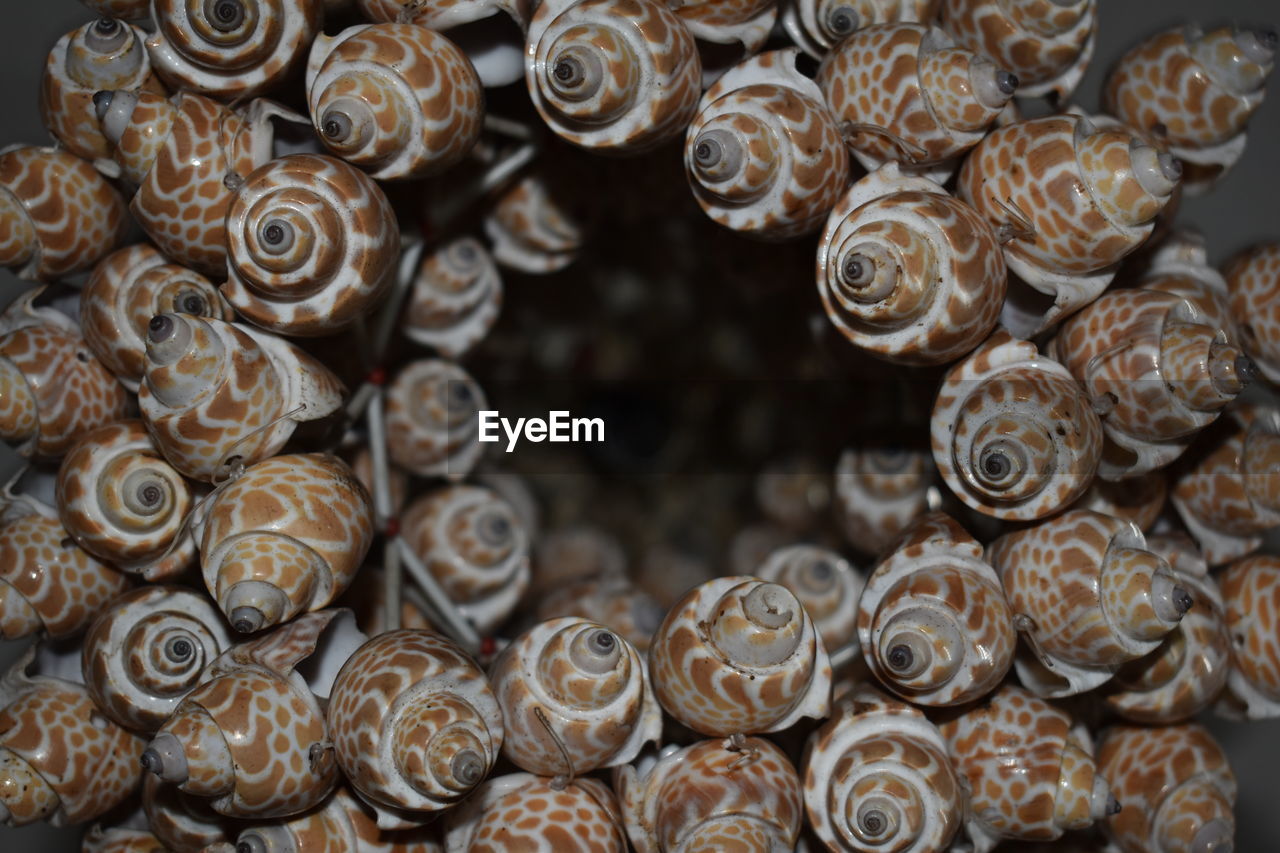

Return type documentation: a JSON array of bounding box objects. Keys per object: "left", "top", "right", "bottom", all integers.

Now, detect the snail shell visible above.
[
  {"left": 1224, "top": 240, "right": 1280, "bottom": 384},
  {"left": 402, "top": 237, "right": 503, "bottom": 359},
  {"left": 385, "top": 358, "right": 486, "bottom": 480},
  {"left": 939, "top": 0, "right": 1096, "bottom": 99},
  {"left": 858, "top": 513, "right": 1015, "bottom": 705},
  {"left": 1139, "top": 230, "right": 1237, "bottom": 347},
  {"left": 81, "top": 1, "right": 153, "bottom": 22},
  {"left": 145, "top": 0, "right": 322, "bottom": 99},
  {"left": 484, "top": 173, "right": 584, "bottom": 274},
  {"left": 80, "top": 585, "right": 232, "bottom": 732},
  {"left": 40, "top": 19, "right": 163, "bottom": 162},
  {"left": 490, "top": 617, "right": 661, "bottom": 777},
  {"left": 939, "top": 685, "right": 1115, "bottom": 851},
  {"left": 81, "top": 244, "right": 234, "bottom": 393},
  {"left": 223, "top": 153, "right": 399, "bottom": 336},
  {"left": 327, "top": 630, "right": 502, "bottom": 821},
  {"left": 802, "top": 686, "right": 962, "bottom": 853},
  {"left": 1104, "top": 534, "right": 1231, "bottom": 723},
  {"left": 957, "top": 115, "right": 1180, "bottom": 334},
  {"left": 616, "top": 737, "right": 803, "bottom": 852},
  {"left": 82, "top": 825, "right": 167, "bottom": 853},
  {"left": 1104, "top": 24, "right": 1275, "bottom": 186},
  {"left": 535, "top": 576, "right": 666, "bottom": 655},
  {"left": 138, "top": 314, "right": 345, "bottom": 482},
  {"left": 442, "top": 773, "right": 628, "bottom": 852},
  {"left": 817, "top": 163, "right": 1007, "bottom": 364},
  {"left": 1096, "top": 723, "right": 1236, "bottom": 853},
  {"left": 56, "top": 419, "right": 197, "bottom": 580},
  {"left": 833, "top": 445, "right": 937, "bottom": 555},
  {"left": 1219, "top": 554, "right": 1280, "bottom": 719},
  {"left": 307, "top": 24, "right": 484, "bottom": 180},
  {"left": 649, "top": 575, "right": 832, "bottom": 736},
  {"left": 930, "top": 329, "right": 1103, "bottom": 520},
  {"left": 1071, "top": 469, "right": 1169, "bottom": 532},
  {"left": 0, "top": 644, "right": 145, "bottom": 826},
  {"left": 0, "top": 146, "right": 128, "bottom": 282},
  {"left": 685, "top": 48, "right": 850, "bottom": 240},
  {"left": 782, "top": 0, "right": 936, "bottom": 60},
  {"left": 755, "top": 458, "right": 830, "bottom": 532},
  {"left": 757, "top": 544, "right": 862, "bottom": 652},
  {"left": 199, "top": 453, "right": 375, "bottom": 634},
  {"left": 669, "top": 0, "right": 778, "bottom": 60},
  {"left": 987, "top": 509, "right": 1192, "bottom": 697},
  {"left": 525, "top": 0, "right": 702, "bottom": 153},
  {"left": 530, "top": 525, "right": 628, "bottom": 601},
  {"left": 230, "top": 786, "right": 446, "bottom": 852},
  {"left": 1048, "top": 289, "right": 1250, "bottom": 480},
  {"left": 1171, "top": 404, "right": 1280, "bottom": 565},
  {"left": 817, "top": 23, "right": 1016, "bottom": 179},
  {"left": 142, "top": 771, "right": 236, "bottom": 853}
]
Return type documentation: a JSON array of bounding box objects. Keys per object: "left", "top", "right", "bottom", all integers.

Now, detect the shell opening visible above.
[
  {"left": 691, "top": 129, "right": 743, "bottom": 184},
  {"left": 836, "top": 243, "right": 899, "bottom": 303},
  {"left": 1150, "top": 570, "right": 1195, "bottom": 622},
  {"left": 141, "top": 731, "right": 188, "bottom": 784},
  {"left": 1089, "top": 771, "right": 1118, "bottom": 819},
  {"left": 145, "top": 314, "right": 192, "bottom": 367},
  {"left": 969, "top": 57, "right": 1019, "bottom": 109},
  {"left": 1190, "top": 818, "right": 1234, "bottom": 853},
  {"left": 204, "top": 0, "right": 247, "bottom": 32},
  {"left": 1131, "top": 143, "right": 1181, "bottom": 198},
  {"left": 224, "top": 579, "right": 290, "bottom": 634},
  {"left": 548, "top": 46, "right": 604, "bottom": 102},
  {"left": 709, "top": 583, "right": 804, "bottom": 668},
  {"left": 1237, "top": 28, "right": 1278, "bottom": 64},
  {"left": 95, "top": 89, "right": 139, "bottom": 147},
  {"left": 1209, "top": 342, "right": 1254, "bottom": 394},
  {"left": 86, "top": 19, "right": 128, "bottom": 53},
  {"left": 825, "top": 6, "right": 860, "bottom": 40},
  {"left": 569, "top": 627, "right": 622, "bottom": 674},
  {"left": 318, "top": 99, "right": 376, "bottom": 156}
]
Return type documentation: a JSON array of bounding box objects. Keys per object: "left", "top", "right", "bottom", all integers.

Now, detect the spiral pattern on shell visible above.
[
  {"left": 402, "top": 236, "right": 503, "bottom": 359},
  {"left": 834, "top": 445, "right": 936, "bottom": 555},
  {"left": 757, "top": 544, "right": 862, "bottom": 652},
  {"left": 818, "top": 165, "right": 1007, "bottom": 365},
  {"left": 223, "top": 153, "right": 399, "bottom": 336},
  {"left": 931, "top": 329, "right": 1103, "bottom": 521},
  {"left": 1220, "top": 555, "right": 1280, "bottom": 719},
  {"left": 782, "top": 0, "right": 937, "bottom": 60},
  {"left": 490, "top": 617, "right": 661, "bottom": 777},
  {"left": 649, "top": 576, "right": 832, "bottom": 736},
  {"left": 526, "top": 0, "right": 702, "bottom": 153},
  {"left": 80, "top": 585, "right": 231, "bottom": 732},
  {"left": 307, "top": 24, "right": 484, "bottom": 181},
  {"left": 385, "top": 358, "right": 486, "bottom": 480},
  {"left": 327, "top": 629, "right": 503, "bottom": 816},
  {"left": 443, "top": 773, "right": 628, "bottom": 851},
  {"left": 535, "top": 576, "right": 666, "bottom": 655},
  {"left": 56, "top": 419, "right": 197, "bottom": 580},
  {"left": 1224, "top": 240, "right": 1280, "bottom": 384},
  {"left": 146, "top": 0, "right": 322, "bottom": 99}
]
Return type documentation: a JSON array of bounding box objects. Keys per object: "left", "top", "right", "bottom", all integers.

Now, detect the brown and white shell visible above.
[
  {"left": 1224, "top": 240, "right": 1280, "bottom": 384},
  {"left": 484, "top": 173, "right": 584, "bottom": 274},
  {"left": 781, "top": 0, "right": 937, "bottom": 61},
  {"left": 441, "top": 773, "right": 628, "bottom": 852},
  {"left": 142, "top": 771, "right": 236, "bottom": 853},
  {"left": 669, "top": 0, "right": 779, "bottom": 64},
  {"left": 385, "top": 358, "right": 486, "bottom": 480},
  {"left": 1071, "top": 469, "right": 1169, "bottom": 532},
  {"left": 833, "top": 445, "right": 938, "bottom": 555},
  {"left": 227, "top": 786, "right": 446, "bottom": 852},
  {"left": 402, "top": 237, "right": 502, "bottom": 359},
  {"left": 1219, "top": 554, "right": 1280, "bottom": 719},
  {"left": 534, "top": 576, "right": 666, "bottom": 655},
  {"left": 757, "top": 543, "right": 862, "bottom": 652},
  {"left": 1138, "top": 230, "right": 1237, "bottom": 346}
]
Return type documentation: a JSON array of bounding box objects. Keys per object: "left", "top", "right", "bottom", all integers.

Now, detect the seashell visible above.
[
  {"left": 817, "top": 163, "right": 1007, "bottom": 364},
  {"left": 817, "top": 23, "right": 1016, "bottom": 181},
  {"left": 223, "top": 153, "right": 399, "bottom": 336},
  {"left": 489, "top": 616, "right": 661, "bottom": 777},
  {"left": 145, "top": 0, "right": 322, "bottom": 99},
  {"left": 1138, "top": 230, "right": 1237, "bottom": 347},
  {"left": 142, "top": 771, "right": 236, "bottom": 853},
  {"left": 0, "top": 486, "right": 131, "bottom": 641},
  {"left": 80, "top": 1, "right": 153, "bottom": 22},
  {"left": 141, "top": 609, "right": 367, "bottom": 819},
  {"left": 755, "top": 458, "right": 830, "bottom": 532},
  {"left": 1071, "top": 469, "right": 1168, "bottom": 532},
  {"left": 1219, "top": 554, "right": 1280, "bottom": 719},
  {"left": 685, "top": 48, "right": 850, "bottom": 240},
  {"left": 199, "top": 453, "right": 375, "bottom": 634},
  {"left": 402, "top": 236, "right": 503, "bottom": 359},
  {"left": 857, "top": 512, "right": 1015, "bottom": 705},
  {"left": 987, "top": 509, "right": 1192, "bottom": 697},
  {"left": 1096, "top": 723, "right": 1236, "bottom": 853},
  {"left": 1104, "top": 24, "right": 1275, "bottom": 191},
  {"left": 833, "top": 445, "right": 937, "bottom": 555},
  {"left": 781, "top": 0, "right": 936, "bottom": 61},
  {"left": 529, "top": 525, "right": 628, "bottom": 601},
  {"left": 1224, "top": 240, "right": 1280, "bottom": 384},
  {"left": 138, "top": 314, "right": 345, "bottom": 482},
  {"left": 484, "top": 173, "right": 584, "bottom": 274},
  {"left": 616, "top": 736, "right": 803, "bottom": 852},
  {"left": 524, "top": 0, "right": 702, "bottom": 153},
  {"left": 56, "top": 419, "right": 198, "bottom": 581},
  {"left": 756, "top": 544, "right": 862, "bottom": 652},
  {"left": 442, "top": 773, "right": 628, "bottom": 852},
  {"left": 802, "top": 686, "right": 962, "bottom": 853},
  {"left": 1047, "top": 289, "right": 1250, "bottom": 480},
  {"left": 535, "top": 576, "right": 666, "bottom": 654},
  {"left": 82, "top": 824, "right": 167, "bottom": 853},
  {"left": 939, "top": 0, "right": 1097, "bottom": 99},
  {"left": 649, "top": 575, "right": 832, "bottom": 736},
  {"left": 307, "top": 24, "right": 484, "bottom": 181},
  {"left": 1104, "top": 534, "right": 1231, "bottom": 723},
  {"left": 0, "top": 146, "right": 128, "bottom": 282},
  {"left": 930, "top": 329, "right": 1103, "bottom": 520},
  {"left": 96, "top": 89, "right": 301, "bottom": 275},
  {"left": 40, "top": 18, "right": 164, "bottom": 162},
  {"left": 80, "top": 585, "right": 232, "bottom": 732},
  {"left": 957, "top": 115, "right": 1180, "bottom": 335},
  {"left": 0, "top": 644, "right": 145, "bottom": 827},
  {"left": 1171, "top": 404, "right": 1280, "bottom": 565},
  {"left": 384, "top": 358, "right": 486, "bottom": 480},
  {"left": 669, "top": 0, "right": 779, "bottom": 63},
  {"left": 229, "top": 787, "right": 446, "bottom": 852},
  {"left": 327, "top": 630, "right": 502, "bottom": 823},
  {"left": 938, "top": 684, "right": 1117, "bottom": 852}
]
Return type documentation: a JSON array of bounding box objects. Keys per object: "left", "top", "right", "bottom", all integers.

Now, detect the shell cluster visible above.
[{"left": 1, "top": 0, "right": 1279, "bottom": 850}]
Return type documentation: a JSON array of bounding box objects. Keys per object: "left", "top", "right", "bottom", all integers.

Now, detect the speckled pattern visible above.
[
  {"left": 931, "top": 329, "right": 1102, "bottom": 520},
  {"left": 443, "top": 773, "right": 628, "bottom": 852},
  {"left": 146, "top": 0, "right": 322, "bottom": 99},
  {"left": 385, "top": 359, "right": 485, "bottom": 481},
  {"left": 1072, "top": 470, "right": 1168, "bottom": 531},
  {"left": 490, "top": 617, "right": 661, "bottom": 777},
  {"left": 833, "top": 446, "right": 935, "bottom": 555},
  {"left": 617, "top": 737, "right": 802, "bottom": 852},
  {"left": 0, "top": 147, "right": 128, "bottom": 282},
  {"left": 1224, "top": 240, "right": 1280, "bottom": 383},
  {"left": 403, "top": 237, "right": 503, "bottom": 359},
  {"left": 141, "top": 760, "right": 234, "bottom": 851},
  {"left": 56, "top": 419, "right": 197, "bottom": 580},
  {"left": 327, "top": 630, "right": 502, "bottom": 814},
  {"left": 1096, "top": 724, "right": 1237, "bottom": 853},
  {"left": 484, "top": 173, "right": 583, "bottom": 274},
  {"left": 1220, "top": 555, "right": 1280, "bottom": 719},
  {"left": 233, "top": 786, "right": 444, "bottom": 852}
]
